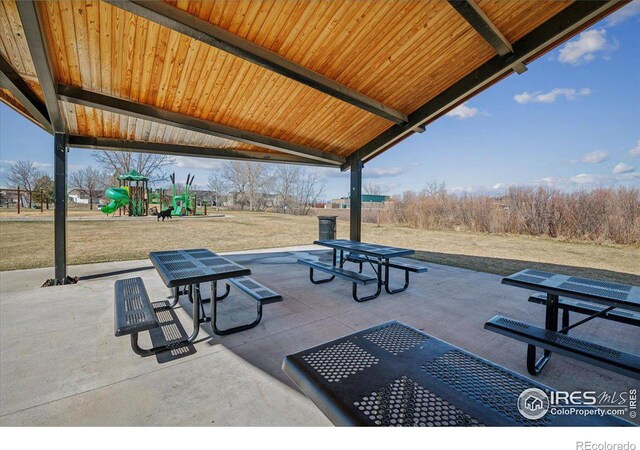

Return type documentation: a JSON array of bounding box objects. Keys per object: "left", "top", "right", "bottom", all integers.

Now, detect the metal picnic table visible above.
[
  {"left": 489, "top": 269, "right": 640, "bottom": 377},
  {"left": 282, "top": 321, "right": 632, "bottom": 426},
  {"left": 307, "top": 239, "right": 424, "bottom": 301},
  {"left": 149, "top": 248, "right": 251, "bottom": 341}
]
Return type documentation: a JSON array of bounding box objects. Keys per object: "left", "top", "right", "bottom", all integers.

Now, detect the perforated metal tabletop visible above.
[
  {"left": 283, "top": 321, "right": 631, "bottom": 426},
  {"left": 149, "top": 248, "right": 251, "bottom": 288},
  {"left": 503, "top": 269, "right": 640, "bottom": 313},
  {"left": 314, "top": 239, "right": 414, "bottom": 259}
]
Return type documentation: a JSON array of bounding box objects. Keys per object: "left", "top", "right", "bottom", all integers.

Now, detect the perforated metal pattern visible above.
[
  {"left": 124, "top": 297, "right": 144, "bottom": 311},
  {"left": 126, "top": 311, "right": 147, "bottom": 325},
  {"left": 421, "top": 350, "right": 549, "bottom": 426},
  {"left": 363, "top": 322, "right": 429, "bottom": 355},
  {"left": 176, "top": 269, "right": 206, "bottom": 279},
  {"left": 237, "top": 278, "right": 261, "bottom": 290},
  {"left": 523, "top": 269, "right": 555, "bottom": 279},
  {"left": 354, "top": 376, "right": 483, "bottom": 426},
  {"left": 164, "top": 261, "right": 196, "bottom": 271},
  {"left": 567, "top": 277, "right": 631, "bottom": 292},
  {"left": 157, "top": 253, "right": 183, "bottom": 262},
  {"left": 302, "top": 341, "right": 379, "bottom": 382},
  {"left": 558, "top": 282, "right": 628, "bottom": 300},
  {"left": 186, "top": 250, "right": 212, "bottom": 258},
  {"left": 255, "top": 289, "right": 275, "bottom": 298},
  {"left": 511, "top": 274, "right": 546, "bottom": 284},
  {"left": 544, "top": 332, "right": 622, "bottom": 359},
  {"left": 496, "top": 317, "right": 530, "bottom": 331},
  {"left": 200, "top": 257, "right": 232, "bottom": 267}
]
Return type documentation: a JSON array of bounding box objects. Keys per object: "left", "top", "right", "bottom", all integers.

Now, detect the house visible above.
[{"left": 328, "top": 194, "right": 392, "bottom": 209}]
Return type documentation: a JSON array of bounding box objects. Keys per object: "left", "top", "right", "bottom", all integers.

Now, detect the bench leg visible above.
[
  {"left": 526, "top": 293, "right": 559, "bottom": 375},
  {"left": 352, "top": 260, "right": 383, "bottom": 302},
  {"left": 211, "top": 287, "right": 263, "bottom": 336},
  {"left": 383, "top": 263, "right": 410, "bottom": 294},
  {"left": 309, "top": 267, "right": 335, "bottom": 284},
  {"left": 129, "top": 284, "right": 202, "bottom": 356},
  {"left": 527, "top": 345, "right": 552, "bottom": 376},
  {"left": 561, "top": 309, "right": 570, "bottom": 334}
]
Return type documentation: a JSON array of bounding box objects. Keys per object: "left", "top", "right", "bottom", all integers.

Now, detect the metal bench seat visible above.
[
  {"left": 297, "top": 258, "right": 381, "bottom": 302},
  {"left": 347, "top": 253, "right": 428, "bottom": 273},
  {"left": 484, "top": 315, "right": 640, "bottom": 380},
  {"left": 211, "top": 276, "right": 283, "bottom": 335},
  {"left": 114, "top": 277, "right": 159, "bottom": 337},
  {"left": 528, "top": 293, "right": 640, "bottom": 327},
  {"left": 297, "top": 259, "right": 377, "bottom": 285}
]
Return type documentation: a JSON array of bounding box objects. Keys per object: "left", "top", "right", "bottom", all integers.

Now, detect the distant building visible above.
[{"left": 328, "top": 194, "right": 392, "bottom": 209}]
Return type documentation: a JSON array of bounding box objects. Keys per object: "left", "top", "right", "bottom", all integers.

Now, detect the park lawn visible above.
[{"left": 0, "top": 211, "right": 638, "bottom": 284}]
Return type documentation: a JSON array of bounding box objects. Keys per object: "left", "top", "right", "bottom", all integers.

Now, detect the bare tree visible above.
[
  {"left": 207, "top": 172, "right": 228, "bottom": 208},
  {"left": 70, "top": 168, "right": 108, "bottom": 210},
  {"left": 33, "top": 174, "right": 54, "bottom": 205},
  {"left": 364, "top": 182, "right": 384, "bottom": 195},
  {"left": 273, "top": 165, "right": 300, "bottom": 213},
  {"left": 273, "top": 165, "right": 325, "bottom": 215},
  {"left": 221, "top": 161, "right": 273, "bottom": 211},
  {"left": 7, "top": 160, "right": 43, "bottom": 207},
  {"left": 92, "top": 151, "right": 174, "bottom": 183}
]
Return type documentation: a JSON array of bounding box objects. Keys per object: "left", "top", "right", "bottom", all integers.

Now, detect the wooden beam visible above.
[
  {"left": 449, "top": 0, "right": 527, "bottom": 74},
  {"left": 15, "top": 0, "right": 64, "bottom": 132},
  {"left": 0, "top": 53, "right": 51, "bottom": 132},
  {"left": 104, "top": 0, "right": 408, "bottom": 125},
  {"left": 57, "top": 83, "right": 345, "bottom": 166},
  {"left": 67, "top": 136, "right": 338, "bottom": 168},
  {"left": 350, "top": 1, "right": 621, "bottom": 167}
]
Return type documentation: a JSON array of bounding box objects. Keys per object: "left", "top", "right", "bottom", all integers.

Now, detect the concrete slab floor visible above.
[{"left": 0, "top": 245, "right": 638, "bottom": 426}]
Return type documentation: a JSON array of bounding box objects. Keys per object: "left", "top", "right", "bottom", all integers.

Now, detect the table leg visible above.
[
  {"left": 383, "top": 259, "right": 410, "bottom": 294},
  {"left": 526, "top": 293, "right": 558, "bottom": 375},
  {"left": 210, "top": 278, "right": 263, "bottom": 335}
]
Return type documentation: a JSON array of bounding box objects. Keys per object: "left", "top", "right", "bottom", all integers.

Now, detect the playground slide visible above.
[{"left": 101, "top": 187, "right": 130, "bottom": 214}]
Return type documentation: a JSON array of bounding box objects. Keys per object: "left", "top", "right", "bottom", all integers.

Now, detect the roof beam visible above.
[
  {"left": 67, "top": 136, "right": 338, "bottom": 168},
  {"left": 347, "top": 0, "right": 621, "bottom": 169},
  {"left": 449, "top": 1, "right": 527, "bottom": 74},
  {"left": 0, "top": 53, "right": 52, "bottom": 132},
  {"left": 103, "top": 0, "right": 408, "bottom": 125},
  {"left": 57, "top": 83, "right": 345, "bottom": 166},
  {"left": 15, "top": 0, "right": 64, "bottom": 132}
]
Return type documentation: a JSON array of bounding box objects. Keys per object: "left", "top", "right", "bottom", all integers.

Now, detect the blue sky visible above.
[{"left": 1, "top": 2, "right": 638, "bottom": 200}]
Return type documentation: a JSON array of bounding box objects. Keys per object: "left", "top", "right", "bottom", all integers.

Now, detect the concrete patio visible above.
[{"left": 0, "top": 246, "right": 638, "bottom": 426}]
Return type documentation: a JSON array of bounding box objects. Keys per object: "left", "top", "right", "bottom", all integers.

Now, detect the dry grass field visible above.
[{"left": 1, "top": 210, "right": 638, "bottom": 285}]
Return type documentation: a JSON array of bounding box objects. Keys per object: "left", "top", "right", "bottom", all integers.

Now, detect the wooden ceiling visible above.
[{"left": 0, "top": 0, "right": 627, "bottom": 168}]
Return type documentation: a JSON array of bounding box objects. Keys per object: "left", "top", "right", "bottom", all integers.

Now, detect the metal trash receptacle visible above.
[{"left": 318, "top": 216, "right": 337, "bottom": 240}]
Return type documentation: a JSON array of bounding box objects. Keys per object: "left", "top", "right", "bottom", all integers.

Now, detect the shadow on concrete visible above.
[
  {"left": 78, "top": 265, "right": 155, "bottom": 281},
  {"left": 411, "top": 251, "right": 640, "bottom": 286},
  {"left": 149, "top": 300, "right": 196, "bottom": 363}
]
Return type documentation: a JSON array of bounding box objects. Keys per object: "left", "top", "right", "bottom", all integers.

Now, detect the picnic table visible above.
[
  {"left": 282, "top": 321, "right": 632, "bottom": 426},
  {"left": 297, "top": 239, "right": 427, "bottom": 302},
  {"left": 485, "top": 269, "right": 640, "bottom": 378}
]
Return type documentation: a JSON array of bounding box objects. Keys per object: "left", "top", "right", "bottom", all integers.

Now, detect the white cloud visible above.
[
  {"left": 605, "top": 0, "right": 640, "bottom": 26},
  {"left": 571, "top": 150, "right": 610, "bottom": 164},
  {"left": 446, "top": 103, "right": 479, "bottom": 119},
  {"left": 557, "top": 29, "right": 618, "bottom": 65},
  {"left": 629, "top": 140, "right": 640, "bottom": 157},
  {"left": 173, "top": 156, "right": 221, "bottom": 170},
  {"left": 612, "top": 162, "right": 635, "bottom": 174},
  {"left": 363, "top": 167, "right": 404, "bottom": 178},
  {"left": 514, "top": 88, "right": 591, "bottom": 104},
  {"left": 570, "top": 173, "right": 600, "bottom": 185}
]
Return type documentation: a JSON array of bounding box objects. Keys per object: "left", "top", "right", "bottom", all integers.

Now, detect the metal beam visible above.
[
  {"left": 67, "top": 136, "right": 339, "bottom": 168},
  {"left": 104, "top": 0, "right": 408, "bottom": 125},
  {"left": 0, "top": 53, "right": 52, "bottom": 132},
  {"left": 54, "top": 133, "right": 67, "bottom": 281},
  {"left": 57, "top": 83, "right": 345, "bottom": 166},
  {"left": 351, "top": 1, "right": 620, "bottom": 166},
  {"left": 449, "top": 0, "right": 527, "bottom": 74},
  {"left": 15, "top": 1, "right": 64, "bottom": 132},
  {"left": 349, "top": 157, "right": 362, "bottom": 242}
]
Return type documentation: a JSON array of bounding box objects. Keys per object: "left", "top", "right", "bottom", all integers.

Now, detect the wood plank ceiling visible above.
[{"left": 0, "top": 0, "right": 619, "bottom": 167}]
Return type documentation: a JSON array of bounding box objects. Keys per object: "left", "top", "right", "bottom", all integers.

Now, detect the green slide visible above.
[{"left": 101, "top": 187, "right": 130, "bottom": 214}]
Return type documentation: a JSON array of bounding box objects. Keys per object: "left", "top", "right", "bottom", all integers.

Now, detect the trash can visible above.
[{"left": 318, "top": 215, "right": 337, "bottom": 240}]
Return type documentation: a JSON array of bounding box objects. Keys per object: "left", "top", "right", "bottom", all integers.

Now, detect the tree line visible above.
[{"left": 4, "top": 152, "right": 325, "bottom": 215}]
